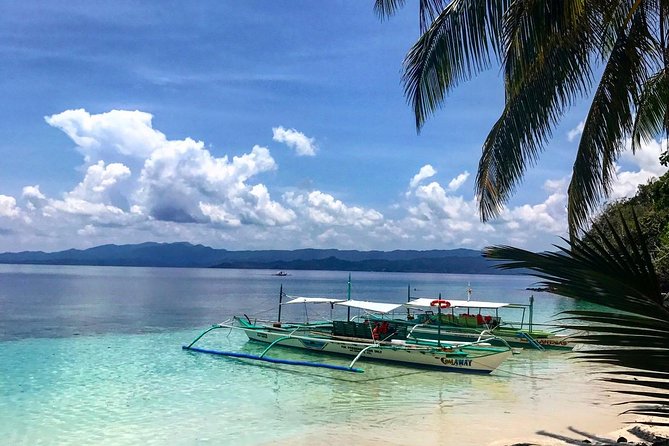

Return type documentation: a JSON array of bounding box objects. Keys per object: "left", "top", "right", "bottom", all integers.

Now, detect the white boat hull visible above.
[{"left": 242, "top": 326, "right": 511, "bottom": 374}]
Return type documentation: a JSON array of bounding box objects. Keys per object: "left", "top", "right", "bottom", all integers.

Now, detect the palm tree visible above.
[
  {"left": 484, "top": 213, "right": 669, "bottom": 424},
  {"left": 375, "top": 0, "right": 669, "bottom": 236}
]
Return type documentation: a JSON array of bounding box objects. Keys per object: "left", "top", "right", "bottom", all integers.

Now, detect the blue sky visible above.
[{"left": 0, "top": 1, "right": 666, "bottom": 253}]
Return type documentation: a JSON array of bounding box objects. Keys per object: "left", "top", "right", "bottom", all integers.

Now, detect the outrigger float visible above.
[{"left": 183, "top": 287, "right": 514, "bottom": 374}]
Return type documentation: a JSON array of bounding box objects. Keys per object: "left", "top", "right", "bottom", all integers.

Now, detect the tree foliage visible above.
[
  {"left": 484, "top": 213, "right": 669, "bottom": 424},
  {"left": 375, "top": 0, "right": 669, "bottom": 235},
  {"left": 590, "top": 170, "right": 669, "bottom": 289}
]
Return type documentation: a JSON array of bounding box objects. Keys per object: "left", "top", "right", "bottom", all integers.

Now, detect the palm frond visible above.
[
  {"left": 568, "top": 8, "right": 656, "bottom": 234},
  {"left": 476, "top": 0, "right": 597, "bottom": 221},
  {"left": 402, "top": 0, "right": 509, "bottom": 130},
  {"left": 484, "top": 210, "right": 669, "bottom": 420},
  {"left": 374, "top": 0, "right": 450, "bottom": 32},
  {"left": 373, "top": 0, "right": 406, "bottom": 19},
  {"left": 632, "top": 70, "right": 669, "bottom": 154}
]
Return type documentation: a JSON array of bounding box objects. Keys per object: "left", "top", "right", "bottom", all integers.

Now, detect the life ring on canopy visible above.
[{"left": 430, "top": 299, "right": 451, "bottom": 309}]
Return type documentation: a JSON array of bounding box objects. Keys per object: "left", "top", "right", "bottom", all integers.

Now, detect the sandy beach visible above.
[{"left": 258, "top": 365, "right": 668, "bottom": 446}]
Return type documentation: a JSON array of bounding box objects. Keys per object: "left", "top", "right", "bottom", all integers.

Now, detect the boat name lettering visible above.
[
  {"left": 538, "top": 339, "right": 568, "bottom": 346},
  {"left": 257, "top": 333, "right": 268, "bottom": 339},
  {"left": 440, "top": 358, "right": 472, "bottom": 367},
  {"left": 341, "top": 345, "right": 381, "bottom": 354}
]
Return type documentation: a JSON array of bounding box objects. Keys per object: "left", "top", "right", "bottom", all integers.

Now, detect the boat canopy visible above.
[
  {"left": 405, "top": 298, "right": 510, "bottom": 310},
  {"left": 336, "top": 299, "right": 403, "bottom": 314},
  {"left": 283, "top": 296, "right": 345, "bottom": 305}
]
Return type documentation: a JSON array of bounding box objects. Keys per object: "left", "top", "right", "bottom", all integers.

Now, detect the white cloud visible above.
[
  {"left": 610, "top": 138, "right": 668, "bottom": 200},
  {"left": 136, "top": 140, "right": 293, "bottom": 226},
  {"left": 567, "top": 120, "right": 585, "bottom": 142},
  {"left": 447, "top": 171, "right": 470, "bottom": 192},
  {"left": 45, "top": 109, "right": 166, "bottom": 162},
  {"left": 272, "top": 126, "right": 317, "bottom": 156},
  {"left": 409, "top": 164, "right": 436, "bottom": 188},
  {"left": 0, "top": 195, "right": 20, "bottom": 218},
  {"left": 22, "top": 186, "right": 47, "bottom": 211},
  {"left": 411, "top": 181, "right": 473, "bottom": 221},
  {"left": 68, "top": 161, "right": 131, "bottom": 202},
  {"left": 17, "top": 108, "right": 664, "bottom": 253},
  {"left": 199, "top": 183, "right": 295, "bottom": 227},
  {"left": 32, "top": 161, "right": 133, "bottom": 224},
  {"left": 284, "top": 190, "right": 383, "bottom": 227},
  {"left": 41, "top": 109, "right": 295, "bottom": 228}
]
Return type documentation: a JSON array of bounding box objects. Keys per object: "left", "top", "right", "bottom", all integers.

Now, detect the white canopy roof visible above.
[
  {"left": 405, "top": 298, "right": 510, "bottom": 310},
  {"left": 283, "top": 296, "right": 345, "bottom": 305},
  {"left": 335, "top": 299, "right": 403, "bottom": 314}
]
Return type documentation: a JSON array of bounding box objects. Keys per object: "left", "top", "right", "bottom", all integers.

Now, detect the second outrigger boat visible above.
[
  {"left": 183, "top": 293, "right": 514, "bottom": 374},
  {"left": 366, "top": 287, "right": 582, "bottom": 351}
]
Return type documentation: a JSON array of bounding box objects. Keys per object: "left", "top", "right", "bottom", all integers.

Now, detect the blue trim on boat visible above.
[{"left": 182, "top": 345, "right": 364, "bottom": 373}]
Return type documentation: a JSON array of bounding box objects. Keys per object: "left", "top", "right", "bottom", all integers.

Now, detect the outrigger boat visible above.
[
  {"left": 183, "top": 291, "right": 513, "bottom": 374},
  {"left": 366, "top": 287, "right": 581, "bottom": 351}
]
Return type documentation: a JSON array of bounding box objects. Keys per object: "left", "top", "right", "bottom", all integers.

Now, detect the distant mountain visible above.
[
  {"left": 0, "top": 242, "right": 512, "bottom": 274},
  {"left": 213, "top": 255, "right": 508, "bottom": 275}
]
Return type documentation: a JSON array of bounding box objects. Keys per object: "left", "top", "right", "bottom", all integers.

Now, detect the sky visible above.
[{"left": 0, "top": 1, "right": 667, "bottom": 253}]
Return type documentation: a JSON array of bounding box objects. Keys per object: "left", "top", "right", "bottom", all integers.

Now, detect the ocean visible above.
[{"left": 0, "top": 265, "right": 629, "bottom": 445}]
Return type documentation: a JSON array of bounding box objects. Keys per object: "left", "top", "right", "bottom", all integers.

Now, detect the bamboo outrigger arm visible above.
[
  {"left": 182, "top": 324, "right": 365, "bottom": 373},
  {"left": 347, "top": 342, "right": 380, "bottom": 370}
]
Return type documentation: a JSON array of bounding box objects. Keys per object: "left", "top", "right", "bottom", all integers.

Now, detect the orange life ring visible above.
[{"left": 429, "top": 299, "right": 451, "bottom": 309}]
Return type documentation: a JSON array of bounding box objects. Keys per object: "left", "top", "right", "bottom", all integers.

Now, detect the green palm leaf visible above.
[
  {"left": 477, "top": 1, "right": 597, "bottom": 220},
  {"left": 568, "top": 8, "right": 655, "bottom": 234},
  {"left": 631, "top": 70, "right": 669, "bottom": 154},
  {"left": 374, "top": 0, "right": 450, "bottom": 32},
  {"left": 401, "top": 0, "right": 509, "bottom": 130},
  {"left": 484, "top": 210, "right": 669, "bottom": 421},
  {"left": 379, "top": 1, "right": 669, "bottom": 232}
]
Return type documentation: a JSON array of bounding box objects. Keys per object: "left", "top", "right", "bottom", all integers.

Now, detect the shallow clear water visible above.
[{"left": 0, "top": 265, "right": 627, "bottom": 445}]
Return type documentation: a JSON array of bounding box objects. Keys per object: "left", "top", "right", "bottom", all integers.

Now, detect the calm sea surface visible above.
[{"left": 0, "top": 265, "right": 628, "bottom": 445}]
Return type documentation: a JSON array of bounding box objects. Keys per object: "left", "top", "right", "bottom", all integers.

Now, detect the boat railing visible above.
[
  {"left": 475, "top": 330, "right": 515, "bottom": 351},
  {"left": 404, "top": 323, "right": 514, "bottom": 352},
  {"left": 406, "top": 323, "right": 430, "bottom": 341}
]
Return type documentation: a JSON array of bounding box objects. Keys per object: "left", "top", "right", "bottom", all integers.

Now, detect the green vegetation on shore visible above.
[{"left": 588, "top": 171, "right": 669, "bottom": 291}]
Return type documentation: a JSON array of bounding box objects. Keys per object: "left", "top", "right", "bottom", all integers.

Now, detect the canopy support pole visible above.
[{"left": 278, "top": 284, "right": 283, "bottom": 323}]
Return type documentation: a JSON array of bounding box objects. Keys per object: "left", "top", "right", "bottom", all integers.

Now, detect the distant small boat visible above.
[{"left": 274, "top": 271, "right": 289, "bottom": 276}]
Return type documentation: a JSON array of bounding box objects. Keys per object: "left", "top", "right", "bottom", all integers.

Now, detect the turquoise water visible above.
[{"left": 0, "top": 265, "right": 625, "bottom": 445}]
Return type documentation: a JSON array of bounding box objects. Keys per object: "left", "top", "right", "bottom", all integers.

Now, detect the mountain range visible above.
[{"left": 0, "top": 242, "right": 512, "bottom": 274}]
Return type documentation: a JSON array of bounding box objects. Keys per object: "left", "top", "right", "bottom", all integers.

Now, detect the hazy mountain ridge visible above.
[{"left": 0, "top": 242, "right": 511, "bottom": 274}]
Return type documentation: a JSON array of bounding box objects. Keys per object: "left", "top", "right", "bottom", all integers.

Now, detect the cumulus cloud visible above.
[
  {"left": 45, "top": 109, "right": 166, "bottom": 161},
  {"left": 68, "top": 161, "right": 131, "bottom": 202},
  {"left": 447, "top": 171, "right": 470, "bottom": 192},
  {"left": 284, "top": 190, "right": 383, "bottom": 227},
  {"left": 135, "top": 140, "right": 294, "bottom": 225},
  {"left": 42, "top": 109, "right": 295, "bottom": 229},
  {"left": 502, "top": 179, "right": 568, "bottom": 234},
  {"left": 0, "top": 195, "right": 20, "bottom": 218},
  {"left": 409, "top": 164, "right": 437, "bottom": 188},
  {"left": 0, "top": 108, "right": 312, "bottom": 252},
  {"left": 610, "top": 138, "right": 668, "bottom": 200},
  {"left": 13, "top": 108, "right": 669, "bottom": 253},
  {"left": 272, "top": 126, "right": 317, "bottom": 156},
  {"left": 22, "top": 186, "right": 47, "bottom": 211}
]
